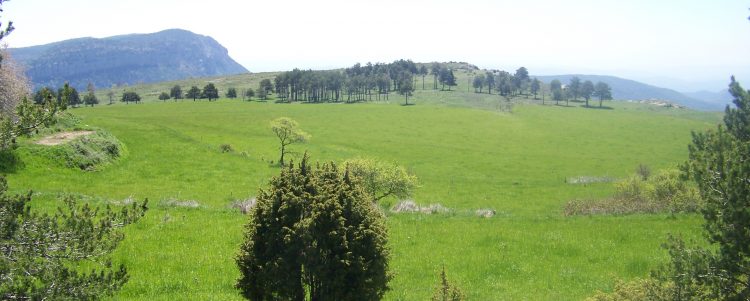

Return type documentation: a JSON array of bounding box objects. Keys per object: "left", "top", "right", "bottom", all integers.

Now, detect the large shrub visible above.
[{"left": 236, "top": 154, "right": 391, "bottom": 300}]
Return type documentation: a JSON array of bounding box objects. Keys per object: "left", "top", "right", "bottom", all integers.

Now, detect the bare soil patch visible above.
[{"left": 36, "top": 131, "right": 95, "bottom": 146}]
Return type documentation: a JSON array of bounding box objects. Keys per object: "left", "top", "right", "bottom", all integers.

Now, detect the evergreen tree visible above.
[
  {"left": 236, "top": 155, "right": 391, "bottom": 301},
  {"left": 121, "top": 91, "right": 141, "bottom": 104},
  {"left": 59, "top": 86, "right": 81, "bottom": 107},
  {"left": 431, "top": 266, "right": 465, "bottom": 301},
  {"left": 568, "top": 76, "right": 581, "bottom": 100},
  {"left": 667, "top": 77, "right": 750, "bottom": 300},
  {"left": 513, "top": 67, "right": 529, "bottom": 95},
  {"left": 245, "top": 88, "right": 255, "bottom": 100},
  {"left": 430, "top": 63, "right": 441, "bottom": 90},
  {"left": 485, "top": 72, "right": 495, "bottom": 94},
  {"left": 419, "top": 65, "right": 428, "bottom": 90},
  {"left": 158, "top": 92, "right": 170, "bottom": 101},
  {"left": 473, "top": 74, "right": 485, "bottom": 93},
  {"left": 170, "top": 85, "right": 183, "bottom": 100},
  {"left": 186, "top": 86, "right": 201, "bottom": 101},
  {"left": 259, "top": 79, "right": 274, "bottom": 94},
  {"left": 33, "top": 87, "right": 56, "bottom": 105},
  {"left": 83, "top": 83, "right": 99, "bottom": 107},
  {"left": 202, "top": 83, "right": 219, "bottom": 101},
  {"left": 398, "top": 71, "right": 415, "bottom": 105},
  {"left": 226, "top": 87, "right": 237, "bottom": 99},
  {"left": 0, "top": 176, "right": 147, "bottom": 300}
]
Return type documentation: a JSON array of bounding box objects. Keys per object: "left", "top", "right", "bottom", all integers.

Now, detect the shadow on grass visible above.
[
  {"left": 582, "top": 105, "right": 614, "bottom": 110},
  {"left": 0, "top": 150, "right": 24, "bottom": 174},
  {"left": 401, "top": 103, "right": 417, "bottom": 106}
]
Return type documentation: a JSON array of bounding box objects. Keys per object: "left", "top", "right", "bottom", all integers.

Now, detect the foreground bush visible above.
[
  {"left": 236, "top": 154, "right": 391, "bottom": 300},
  {"left": 0, "top": 176, "right": 147, "bottom": 299}
]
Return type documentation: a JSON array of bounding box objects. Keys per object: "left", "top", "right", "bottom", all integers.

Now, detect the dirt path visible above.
[{"left": 36, "top": 131, "right": 95, "bottom": 146}]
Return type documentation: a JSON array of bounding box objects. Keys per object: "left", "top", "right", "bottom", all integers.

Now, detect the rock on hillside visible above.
[{"left": 10, "top": 29, "right": 248, "bottom": 90}]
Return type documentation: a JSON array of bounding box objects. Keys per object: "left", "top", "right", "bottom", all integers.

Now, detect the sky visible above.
[{"left": 2, "top": 0, "right": 749, "bottom": 92}]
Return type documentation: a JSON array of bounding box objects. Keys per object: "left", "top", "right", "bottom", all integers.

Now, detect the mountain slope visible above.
[
  {"left": 536, "top": 74, "right": 724, "bottom": 111},
  {"left": 10, "top": 29, "right": 248, "bottom": 90}
]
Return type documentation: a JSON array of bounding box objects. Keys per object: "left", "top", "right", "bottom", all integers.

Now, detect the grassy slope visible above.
[{"left": 9, "top": 76, "right": 721, "bottom": 300}]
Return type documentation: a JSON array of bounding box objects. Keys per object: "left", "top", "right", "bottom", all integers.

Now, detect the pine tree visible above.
[
  {"left": 432, "top": 266, "right": 465, "bottom": 301},
  {"left": 651, "top": 77, "right": 750, "bottom": 300},
  {"left": 202, "top": 83, "right": 219, "bottom": 101},
  {"left": 0, "top": 176, "right": 147, "bottom": 300}
]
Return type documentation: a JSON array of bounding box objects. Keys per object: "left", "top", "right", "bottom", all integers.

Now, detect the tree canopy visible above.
[
  {"left": 343, "top": 158, "right": 418, "bottom": 202},
  {"left": 121, "top": 91, "right": 141, "bottom": 104},
  {"left": 270, "top": 117, "right": 310, "bottom": 166}
]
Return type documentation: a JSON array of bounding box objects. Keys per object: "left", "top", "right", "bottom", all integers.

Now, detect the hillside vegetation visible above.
[{"left": 6, "top": 67, "right": 723, "bottom": 299}]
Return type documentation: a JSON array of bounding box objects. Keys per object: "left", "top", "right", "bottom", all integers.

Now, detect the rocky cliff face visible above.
[{"left": 10, "top": 29, "right": 248, "bottom": 90}]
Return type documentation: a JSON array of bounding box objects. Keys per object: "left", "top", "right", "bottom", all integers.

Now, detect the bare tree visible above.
[{"left": 0, "top": 48, "right": 30, "bottom": 117}]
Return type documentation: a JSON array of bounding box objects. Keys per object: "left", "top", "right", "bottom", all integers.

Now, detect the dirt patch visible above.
[{"left": 36, "top": 131, "right": 95, "bottom": 146}]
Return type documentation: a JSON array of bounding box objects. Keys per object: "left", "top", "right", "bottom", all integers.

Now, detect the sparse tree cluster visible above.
[
  {"left": 546, "top": 77, "right": 611, "bottom": 107},
  {"left": 273, "top": 60, "right": 421, "bottom": 103}
]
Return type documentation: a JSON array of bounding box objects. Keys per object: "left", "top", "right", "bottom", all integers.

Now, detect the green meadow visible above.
[{"left": 7, "top": 77, "right": 722, "bottom": 300}]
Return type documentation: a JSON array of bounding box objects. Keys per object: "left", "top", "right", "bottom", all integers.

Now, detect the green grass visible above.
[{"left": 8, "top": 86, "right": 720, "bottom": 300}]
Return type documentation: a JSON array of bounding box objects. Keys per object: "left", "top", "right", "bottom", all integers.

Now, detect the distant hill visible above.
[
  {"left": 535, "top": 74, "right": 725, "bottom": 111},
  {"left": 10, "top": 29, "right": 248, "bottom": 90},
  {"left": 683, "top": 90, "right": 732, "bottom": 109}
]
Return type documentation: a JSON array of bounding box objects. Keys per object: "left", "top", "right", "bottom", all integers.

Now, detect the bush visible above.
[
  {"left": 586, "top": 278, "right": 673, "bottom": 301},
  {"left": 220, "top": 143, "right": 233, "bottom": 153},
  {"left": 236, "top": 155, "right": 391, "bottom": 300},
  {"left": 565, "top": 169, "right": 702, "bottom": 216},
  {"left": 35, "top": 130, "right": 124, "bottom": 171},
  {"left": 61, "top": 131, "right": 123, "bottom": 170}
]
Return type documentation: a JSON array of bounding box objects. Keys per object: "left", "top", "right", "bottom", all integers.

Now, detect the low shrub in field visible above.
[
  {"left": 220, "top": 144, "right": 233, "bottom": 153},
  {"left": 39, "top": 131, "right": 124, "bottom": 171},
  {"left": 586, "top": 278, "right": 671, "bottom": 301},
  {"left": 564, "top": 169, "right": 702, "bottom": 216}
]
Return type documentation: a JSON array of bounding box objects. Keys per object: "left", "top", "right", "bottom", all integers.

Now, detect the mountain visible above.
[
  {"left": 683, "top": 90, "right": 733, "bottom": 109},
  {"left": 10, "top": 29, "right": 248, "bottom": 90},
  {"left": 535, "top": 74, "right": 725, "bottom": 111}
]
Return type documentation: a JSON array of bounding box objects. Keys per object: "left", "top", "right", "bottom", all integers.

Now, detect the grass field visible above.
[{"left": 8, "top": 79, "right": 722, "bottom": 300}]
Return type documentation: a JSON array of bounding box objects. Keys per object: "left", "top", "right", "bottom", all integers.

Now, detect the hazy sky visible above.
[{"left": 2, "top": 0, "right": 749, "bottom": 91}]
